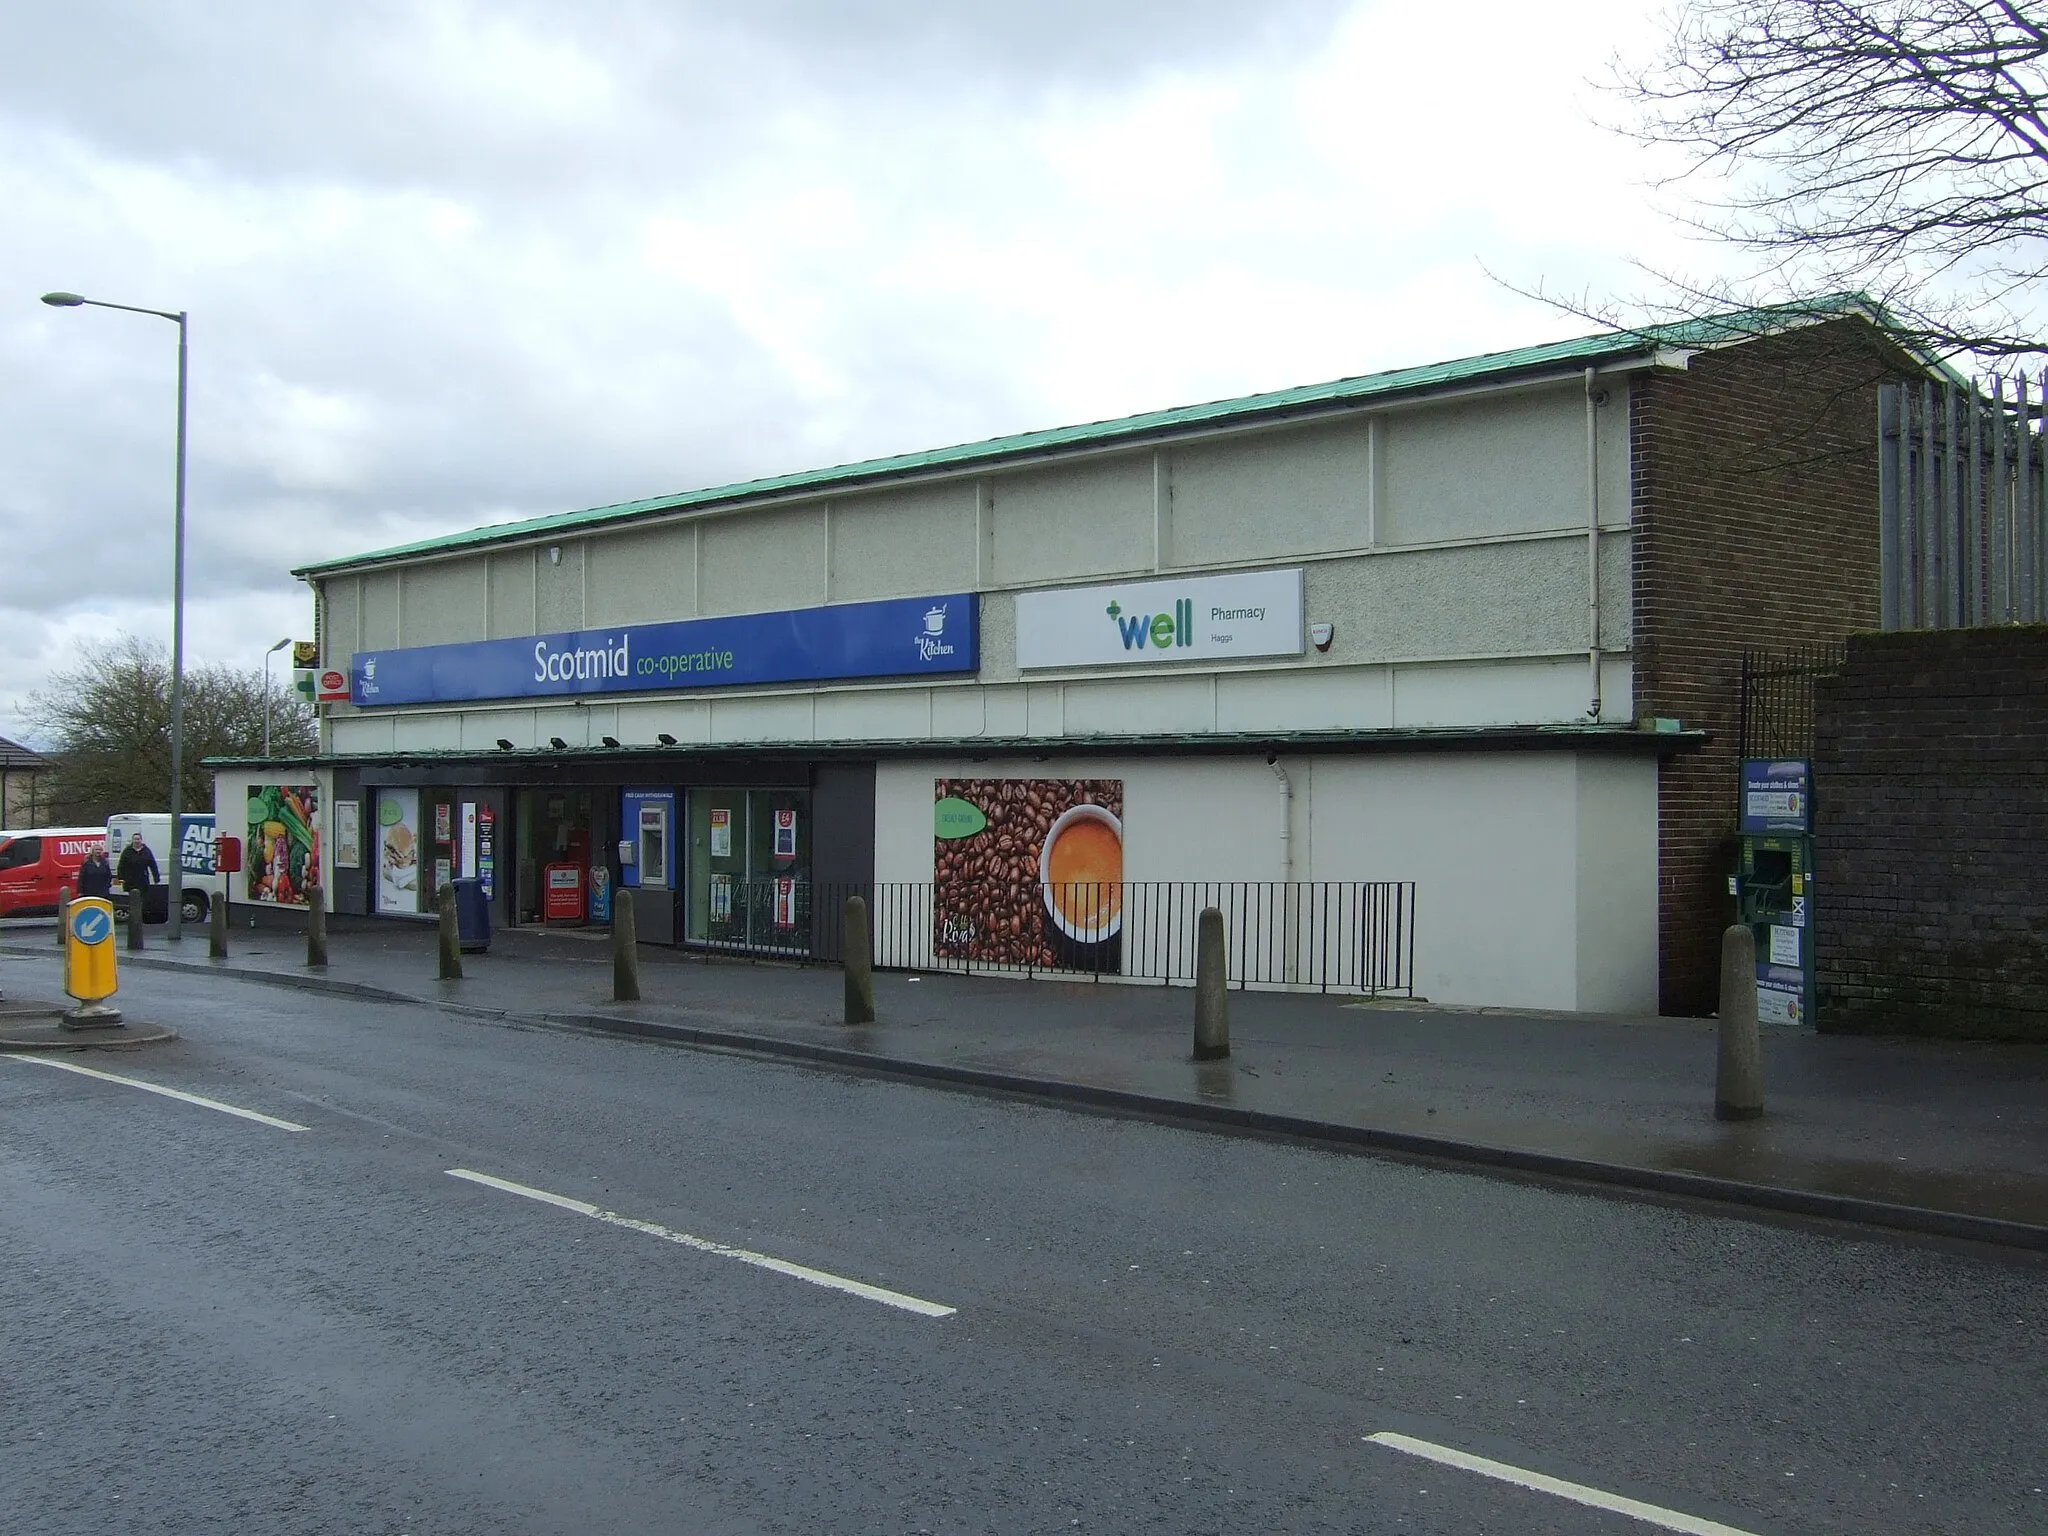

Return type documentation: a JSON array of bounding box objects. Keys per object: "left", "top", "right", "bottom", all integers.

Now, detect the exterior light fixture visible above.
[
  {"left": 549, "top": 736, "right": 568, "bottom": 750},
  {"left": 601, "top": 735, "right": 621, "bottom": 748},
  {"left": 496, "top": 738, "right": 515, "bottom": 751},
  {"left": 657, "top": 733, "right": 677, "bottom": 745}
]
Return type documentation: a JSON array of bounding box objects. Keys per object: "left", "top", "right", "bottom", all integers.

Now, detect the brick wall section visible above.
[
  {"left": 1632, "top": 320, "right": 1893, "bottom": 1014},
  {"left": 1815, "top": 627, "right": 2048, "bottom": 1039}
]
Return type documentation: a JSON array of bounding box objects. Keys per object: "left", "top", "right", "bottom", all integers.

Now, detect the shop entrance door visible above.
[{"left": 685, "top": 788, "right": 810, "bottom": 953}]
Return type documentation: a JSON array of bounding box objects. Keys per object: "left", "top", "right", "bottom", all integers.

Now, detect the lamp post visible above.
[
  {"left": 42, "top": 290, "right": 191, "bottom": 940},
  {"left": 263, "top": 637, "right": 294, "bottom": 756}
]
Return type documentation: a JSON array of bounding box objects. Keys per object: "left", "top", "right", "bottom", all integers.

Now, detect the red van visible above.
[{"left": 0, "top": 826, "right": 108, "bottom": 918}]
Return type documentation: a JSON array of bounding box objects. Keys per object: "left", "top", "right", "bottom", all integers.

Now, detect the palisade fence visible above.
[
  {"left": 1879, "top": 376, "right": 2048, "bottom": 630},
  {"left": 694, "top": 879, "right": 1417, "bottom": 996}
]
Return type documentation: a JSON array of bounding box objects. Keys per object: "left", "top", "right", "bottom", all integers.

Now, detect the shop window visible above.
[{"left": 685, "top": 788, "right": 809, "bottom": 952}]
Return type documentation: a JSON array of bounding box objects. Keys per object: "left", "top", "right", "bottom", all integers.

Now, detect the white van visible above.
[{"left": 106, "top": 812, "right": 224, "bottom": 924}]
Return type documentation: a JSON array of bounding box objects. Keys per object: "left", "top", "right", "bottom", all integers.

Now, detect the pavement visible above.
[{"left": 5, "top": 917, "right": 2046, "bottom": 1250}]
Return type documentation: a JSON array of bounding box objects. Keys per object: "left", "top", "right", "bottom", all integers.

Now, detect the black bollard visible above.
[
  {"left": 612, "top": 887, "right": 640, "bottom": 1002},
  {"left": 127, "top": 887, "right": 146, "bottom": 951},
  {"left": 209, "top": 896, "right": 228, "bottom": 960},
  {"left": 56, "top": 885, "right": 70, "bottom": 947},
  {"left": 1193, "top": 906, "right": 1230, "bottom": 1060},
  {"left": 436, "top": 882, "right": 462, "bottom": 981},
  {"left": 843, "top": 894, "right": 876, "bottom": 1025},
  {"left": 306, "top": 884, "right": 328, "bottom": 968}
]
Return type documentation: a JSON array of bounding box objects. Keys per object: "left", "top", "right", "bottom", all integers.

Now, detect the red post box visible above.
[{"left": 215, "top": 836, "right": 243, "bottom": 874}]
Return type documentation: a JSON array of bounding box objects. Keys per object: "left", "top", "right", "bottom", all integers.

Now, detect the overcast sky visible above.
[{"left": 2, "top": 0, "right": 1728, "bottom": 746}]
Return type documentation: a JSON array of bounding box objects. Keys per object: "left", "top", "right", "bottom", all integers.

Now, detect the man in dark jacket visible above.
[
  {"left": 116, "top": 833, "right": 159, "bottom": 898},
  {"left": 77, "top": 845, "right": 114, "bottom": 899}
]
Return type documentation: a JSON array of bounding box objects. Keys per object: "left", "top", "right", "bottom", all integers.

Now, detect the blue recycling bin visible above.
[{"left": 452, "top": 877, "right": 491, "bottom": 953}]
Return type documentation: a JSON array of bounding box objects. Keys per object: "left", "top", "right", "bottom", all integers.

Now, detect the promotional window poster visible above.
[
  {"left": 246, "top": 784, "right": 321, "bottom": 906},
  {"left": 376, "top": 789, "right": 422, "bottom": 914},
  {"left": 933, "top": 779, "right": 1124, "bottom": 970}
]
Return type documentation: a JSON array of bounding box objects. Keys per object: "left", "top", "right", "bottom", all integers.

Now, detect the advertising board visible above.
[
  {"left": 933, "top": 778, "right": 1124, "bottom": 972},
  {"left": 1014, "top": 568, "right": 1304, "bottom": 670},
  {"left": 350, "top": 591, "right": 978, "bottom": 707}
]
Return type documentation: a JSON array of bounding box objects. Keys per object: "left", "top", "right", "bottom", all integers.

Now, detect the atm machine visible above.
[
  {"left": 619, "top": 788, "right": 676, "bottom": 944},
  {"left": 1734, "top": 759, "right": 1814, "bottom": 1026}
]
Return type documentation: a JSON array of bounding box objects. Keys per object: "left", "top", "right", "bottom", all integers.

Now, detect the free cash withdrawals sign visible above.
[
  {"left": 351, "top": 593, "right": 978, "bottom": 707},
  {"left": 1014, "top": 568, "right": 1304, "bottom": 670}
]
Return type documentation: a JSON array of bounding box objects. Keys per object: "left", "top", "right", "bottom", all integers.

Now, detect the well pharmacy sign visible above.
[{"left": 1015, "top": 568, "right": 1304, "bottom": 670}]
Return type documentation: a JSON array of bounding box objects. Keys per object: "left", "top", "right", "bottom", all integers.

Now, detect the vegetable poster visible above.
[{"left": 246, "top": 784, "right": 321, "bottom": 906}]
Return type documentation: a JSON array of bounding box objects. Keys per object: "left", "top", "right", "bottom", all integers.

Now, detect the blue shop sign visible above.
[
  {"left": 352, "top": 592, "right": 978, "bottom": 707},
  {"left": 1740, "top": 758, "right": 1811, "bottom": 835}
]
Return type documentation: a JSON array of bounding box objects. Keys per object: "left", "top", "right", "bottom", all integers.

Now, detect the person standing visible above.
[
  {"left": 77, "top": 843, "right": 114, "bottom": 899},
  {"left": 116, "top": 832, "right": 160, "bottom": 903}
]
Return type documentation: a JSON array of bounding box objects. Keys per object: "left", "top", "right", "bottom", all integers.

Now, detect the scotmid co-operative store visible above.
[{"left": 214, "top": 308, "right": 1912, "bottom": 1012}]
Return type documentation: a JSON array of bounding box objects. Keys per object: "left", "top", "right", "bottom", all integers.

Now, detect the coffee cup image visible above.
[{"left": 1038, "top": 803, "right": 1123, "bottom": 948}]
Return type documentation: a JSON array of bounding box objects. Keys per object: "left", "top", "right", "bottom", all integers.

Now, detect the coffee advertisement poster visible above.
[{"left": 933, "top": 778, "right": 1123, "bottom": 970}]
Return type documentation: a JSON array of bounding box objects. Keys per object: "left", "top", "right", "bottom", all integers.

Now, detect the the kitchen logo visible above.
[
  {"left": 358, "top": 654, "right": 380, "bottom": 698},
  {"left": 915, "top": 603, "right": 956, "bottom": 662}
]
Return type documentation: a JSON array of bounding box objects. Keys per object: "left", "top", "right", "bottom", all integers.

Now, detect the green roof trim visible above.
[{"left": 296, "top": 296, "right": 1891, "bottom": 579}]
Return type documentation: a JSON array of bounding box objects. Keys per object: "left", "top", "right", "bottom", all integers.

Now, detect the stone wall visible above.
[{"left": 1815, "top": 626, "right": 2048, "bottom": 1038}]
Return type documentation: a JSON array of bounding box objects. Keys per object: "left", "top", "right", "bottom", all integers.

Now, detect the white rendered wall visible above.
[{"left": 873, "top": 748, "right": 1659, "bottom": 1012}]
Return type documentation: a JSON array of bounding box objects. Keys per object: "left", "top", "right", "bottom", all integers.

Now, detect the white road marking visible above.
[
  {"left": 445, "top": 1168, "right": 956, "bottom": 1318},
  {"left": 11, "top": 1056, "right": 309, "bottom": 1132},
  {"left": 1365, "top": 1432, "right": 1760, "bottom": 1535}
]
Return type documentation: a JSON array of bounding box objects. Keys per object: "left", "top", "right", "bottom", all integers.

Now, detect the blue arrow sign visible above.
[{"left": 71, "top": 906, "right": 112, "bottom": 946}]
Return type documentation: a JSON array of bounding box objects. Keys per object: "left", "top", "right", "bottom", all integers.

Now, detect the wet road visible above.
[{"left": 2, "top": 962, "right": 2044, "bottom": 1534}]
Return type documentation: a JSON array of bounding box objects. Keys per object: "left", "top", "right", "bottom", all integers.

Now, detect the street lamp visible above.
[
  {"left": 263, "top": 637, "right": 294, "bottom": 756},
  {"left": 42, "top": 289, "right": 192, "bottom": 940}
]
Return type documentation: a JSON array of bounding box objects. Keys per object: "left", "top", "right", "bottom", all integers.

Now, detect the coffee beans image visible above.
[{"left": 934, "top": 778, "right": 1123, "bottom": 968}]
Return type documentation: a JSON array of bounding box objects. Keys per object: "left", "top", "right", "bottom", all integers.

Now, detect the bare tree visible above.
[
  {"left": 1611, "top": 0, "right": 2048, "bottom": 363},
  {"left": 26, "top": 635, "right": 317, "bottom": 826}
]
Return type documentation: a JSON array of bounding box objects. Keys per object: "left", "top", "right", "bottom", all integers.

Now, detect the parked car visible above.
[
  {"left": 106, "top": 812, "right": 222, "bottom": 924},
  {"left": 0, "top": 826, "right": 109, "bottom": 918}
]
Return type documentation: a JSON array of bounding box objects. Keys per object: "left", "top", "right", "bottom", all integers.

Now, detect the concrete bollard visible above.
[
  {"left": 306, "top": 885, "right": 328, "bottom": 968},
  {"left": 127, "top": 887, "right": 146, "bottom": 951},
  {"left": 436, "top": 882, "right": 462, "bottom": 981},
  {"left": 57, "top": 885, "right": 70, "bottom": 946},
  {"left": 209, "top": 896, "right": 228, "bottom": 960},
  {"left": 612, "top": 887, "right": 640, "bottom": 1002},
  {"left": 1193, "top": 905, "right": 1230, "bottom": 1060},
  {"left": 1716, "top": 924, "right": 1765, "bottom": 1121},
  {"left": 843, "top": 894, "right": 876, "bottom": 1025}
]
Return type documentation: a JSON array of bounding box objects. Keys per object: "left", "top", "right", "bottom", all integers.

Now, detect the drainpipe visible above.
[
  {"left": 1266, "top": 754, "right": 1293, "bottom": 882},
  {"left": 1584, "top": 367, "right": 1604, "bottom": 721},
  {"left": 1268, "top": 753, "right": 1295, "bottom": 984}
]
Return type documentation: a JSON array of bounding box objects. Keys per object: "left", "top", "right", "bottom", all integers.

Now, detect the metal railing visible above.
[
  {"left": 692, "top": 879, "right": 1417, "bottom": 996},
  {"left": 1738, "top": 644, "right": 1844, "bottom": 761},
  {"left": 1879, "top": 376, "right": 2048, "bottom": 629}
]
